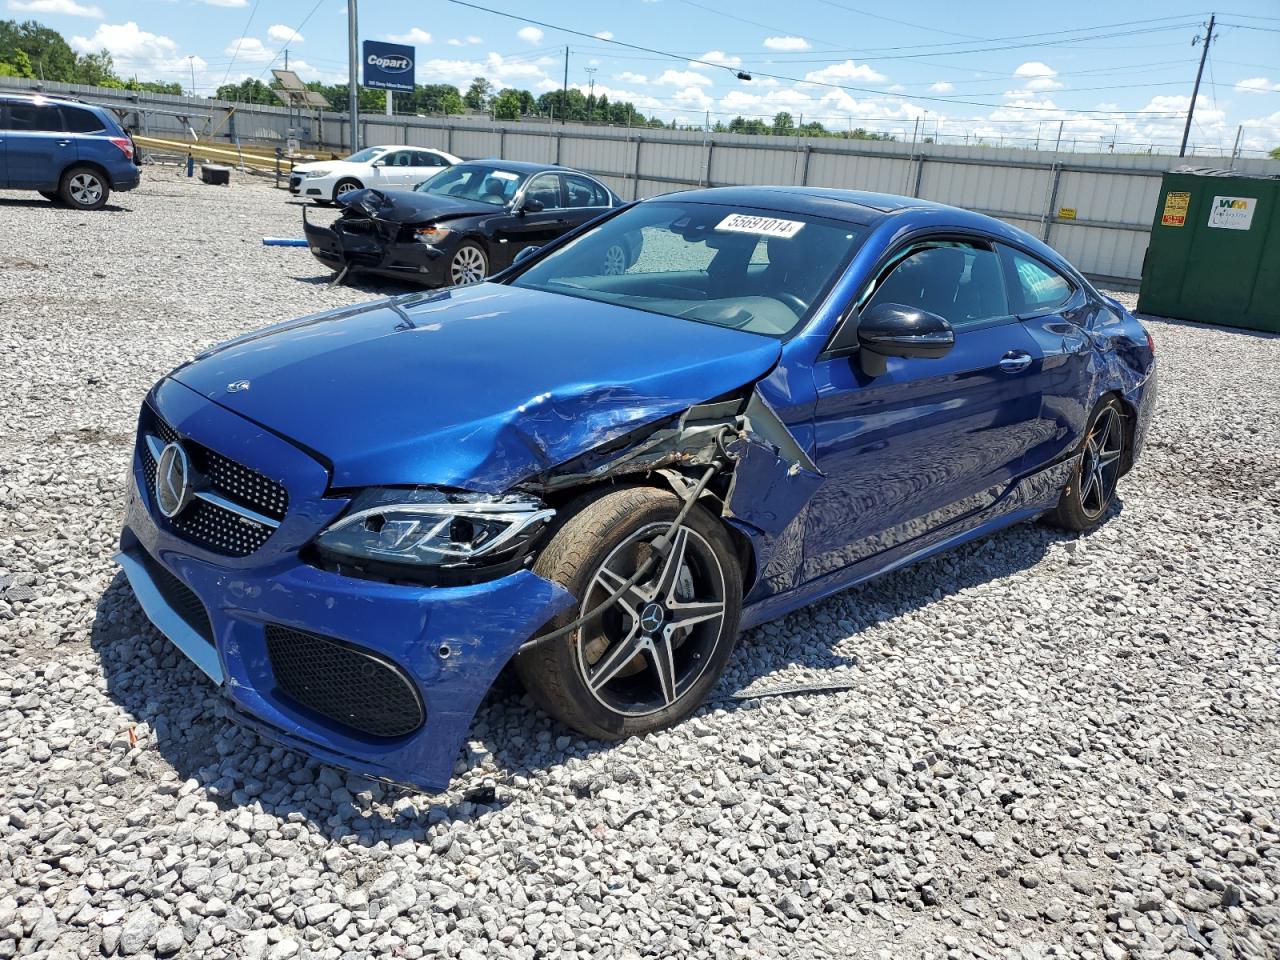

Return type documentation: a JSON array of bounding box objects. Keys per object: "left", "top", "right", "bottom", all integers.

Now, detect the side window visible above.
[
  {"left": 525, "top": 174, "right": 562, "bottom": 209},
  {"left": 864, "top": 242, "right": 1010, "bottom": 330},
  {"left": 6, "top": 102, "right": 65, "bottom": 132},
  {"left": 411, "top": 151, "right": 440, "bottom": 167},
  {"left": 61, "top": 106, "right": 106, "bottom": 133},
  {"left": 385, "top": 151, "right": 413, "bottom": 167},
  {"left": 1003, "top": 247, "right": 1075, "bottom": 315},
  {"left": 563, "top": 174, "right": 609, "bottom": 208}
]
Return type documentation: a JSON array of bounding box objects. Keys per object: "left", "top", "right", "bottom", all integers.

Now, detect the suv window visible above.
[
  {"left": 564, "top": 173, "right": 610, "bottom": 208},
  {"left": 864, "top": 242, "right": 1010, "bottom": 330},
  {"left": 1004, "top": 247, "right": 1074, "bottom": 314},
  {"left": 6, "top": 102, "right": 65, "bottom": 132},
  {"left": 61, "top": 106, "right": 106, "bottom": 133}
]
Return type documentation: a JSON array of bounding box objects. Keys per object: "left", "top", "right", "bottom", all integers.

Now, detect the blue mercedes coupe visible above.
[{"left": 118, "top": 186, "right": 1156, "bottom": 791}]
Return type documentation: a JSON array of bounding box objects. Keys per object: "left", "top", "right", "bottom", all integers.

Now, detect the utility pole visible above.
[
  {"left": 1053, "top": 119, "right": 1064, "bottom": 154},
  {"left": 284, "top": 49, "right": 288, "bottom": 70},
  {"left": 561, "top": 46, "right": 569, "bottom": 125},
  {"left": 1230, "top": 123, "right": 1243, "bottom": 162},
  {"left": 347, "top": 0, "right": 360, "bottom": 152},
  {"left": 187, "top": 56, "right": 196, "bottom": 96},
  {"left": 585, "top": 65, "right": 596, "bottom": 122},
  {"left": 1179, "top": 12, "right": 1214, "bottom": 158}
]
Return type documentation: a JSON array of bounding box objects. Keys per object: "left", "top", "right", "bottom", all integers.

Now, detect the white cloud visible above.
[
  {"left": 447, "top": 37, "right": 462, "bottom": 46},
  {"left": 697, "top": 49, "right": 741, "bottom": 68},
  {"left": 928, "top": 81, "right": 953, "bottom": 93},
  {"left": 656, "top": 68, "right": 712, "bottom": 87},
  {"left": 763, "top": 36, "right": 810, "bottom": 51},
  {"left": 616, "top": 71, "right": 648, "bottom": 84},
  {"left": 802, "top": 60, "right": 887, "bottom": 86},
  {"left": 266, "top": 24, "right": 302, "bottom": 44},
  {"left": 387, "top": 27, "right": 432, "bottom": 45},
  {"left": 1236, "top": 77, "right": 1280, "bottom": 94},
  {"left": 224, "top": 37, "right": 272, "bottom": 63},
  {"left": 416, "top": 50, "right": 553, "bottom": 90},
  {"left": 594, "top": 30, "right": 613, "bottom": 40},
  {"left": 1010, "top": 61, "right": 1062, "bottom": 92},
  {"left": 671, "top": 85, "right": 713, "bottom": 111},
  {"left": 6, "top": 0, "right": 102, "bottom": 18},
  {"left": 72, "top": 21, "right": 177, "bottom": 58},
  {"left": 199, "top": 0, "right": 247, "bottom": 6},
  {"left": 465, "top": 35, "right": 482, "bottom": 44},
  {"left": 517, "top": 26, "right": 543, "bottom": 44}
]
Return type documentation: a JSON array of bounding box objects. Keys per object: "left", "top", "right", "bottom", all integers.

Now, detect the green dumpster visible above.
[{"left": 1137, "top": 169, "right": 1280, "bottom": 333}]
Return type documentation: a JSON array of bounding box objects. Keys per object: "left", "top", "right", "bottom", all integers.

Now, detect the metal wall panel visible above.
[
  {"left": 1055, "top": 169, "right": 1156, "bottom": 226},
  {"left": 807, "top": 153, "right": 909, "bottom": 194}
]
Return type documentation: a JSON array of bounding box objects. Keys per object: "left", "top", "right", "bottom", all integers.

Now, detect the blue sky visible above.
[{"left": 10, "top": 0, "right": 1280, "bottom": 155}]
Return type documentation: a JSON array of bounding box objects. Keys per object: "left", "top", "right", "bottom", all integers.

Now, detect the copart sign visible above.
[{"left": 363, "top": 40, "right": 415, "bottom": 92}]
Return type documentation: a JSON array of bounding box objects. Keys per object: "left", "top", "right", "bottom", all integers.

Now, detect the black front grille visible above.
[
  {"left": 136, "top": 549, "right": 214, "bottom": 646},
  {"left": 139, "top": 405, "right": 288, "bottom": 557},
  {"left": 264, "top": 625, "right": 425, "bottom": 739}
]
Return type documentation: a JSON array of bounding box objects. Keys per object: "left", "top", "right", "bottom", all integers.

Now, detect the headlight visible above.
[
  {"left": 304, "top": 168, "right": 333, "bottom": 179},
  {"left": 316, "top": 487, "right": 553, "bottom": 572},
  {"left": 414, "top": 224, "right": 452, "bottom": 244}
]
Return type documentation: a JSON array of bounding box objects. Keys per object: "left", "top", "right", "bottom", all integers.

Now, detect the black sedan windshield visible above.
[
  {"left": 415, "top": 163, "right": 526, "bottom": 205},
  {"left": 510, "top": 201, "right": 865, "bottom": 338}
]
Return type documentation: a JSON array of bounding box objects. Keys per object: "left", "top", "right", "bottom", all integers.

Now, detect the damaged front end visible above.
[{"left": 302, "top": 189, "right": 451, "bottom": 283}]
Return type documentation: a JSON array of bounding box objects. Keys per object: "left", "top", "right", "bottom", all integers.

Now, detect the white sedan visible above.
[{"left": 288, "top": 145, "right": 461, "bottom": 203}]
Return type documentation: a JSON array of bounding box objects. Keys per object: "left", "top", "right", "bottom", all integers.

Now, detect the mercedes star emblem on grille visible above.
[{"left": 155, "top": 442, "right": 193, "bottom": 519}]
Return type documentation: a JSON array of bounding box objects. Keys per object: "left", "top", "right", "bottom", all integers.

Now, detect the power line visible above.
[{"left": 444, "top": 1, "right": 1190, "bottom": 117}]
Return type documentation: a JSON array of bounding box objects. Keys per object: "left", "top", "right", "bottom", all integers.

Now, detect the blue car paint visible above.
[
  {"left": 117, "top": 188, "right": 1155, "bottom": 792},
  {"left": 168, "top": 285, "right": 783, "bottom": 492},
  {"left": 0, "top": 94, "right": 140, "bottom": 193}
]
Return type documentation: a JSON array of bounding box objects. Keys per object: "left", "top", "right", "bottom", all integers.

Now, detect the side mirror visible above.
[
  {"left": 371, "top": 159, "right": 385, "bottom": 168},
  {"left": 513, "top": 245, "right": 541, "bottom": 265},
  {"left": 520, "top": 197, "right": 545, "bottom": 213},
  {"left": 854, "top": 302, "right": 955, "bottom": 376}
]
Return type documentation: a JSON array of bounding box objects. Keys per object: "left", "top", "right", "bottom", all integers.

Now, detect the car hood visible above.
[
  {"left": 169, "top": 284, "right": 783, "bottom": 492},
  {"left": 337, "top": 188, "right": 500, "bottom": 223}
]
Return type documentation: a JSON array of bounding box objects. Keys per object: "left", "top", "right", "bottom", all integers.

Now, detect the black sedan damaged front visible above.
[{"left": 303, "top": 188, "right": 485, "bottom": 285}]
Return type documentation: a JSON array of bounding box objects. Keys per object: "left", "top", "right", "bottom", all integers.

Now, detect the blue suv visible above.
[{"left": 0, "top": 92, "right": 141, "bottom": 210}]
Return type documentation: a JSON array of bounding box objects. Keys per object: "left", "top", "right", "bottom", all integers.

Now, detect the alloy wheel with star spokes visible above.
[
  {"left": 1045, "top": 396, "right": 1128, "bottom": 532},
  {"left": 515, "top": 485, "right": 743, "bottom": 740}
]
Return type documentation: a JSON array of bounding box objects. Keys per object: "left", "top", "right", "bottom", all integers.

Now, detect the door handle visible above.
[
  {"left": 999, "top": 351, "right": 1033, "bottom": 372},
  {"left": 57, "top": 140, "right": 72, "bottom": 146}
]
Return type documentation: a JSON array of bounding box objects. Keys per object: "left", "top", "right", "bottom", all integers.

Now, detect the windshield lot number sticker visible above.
[
  {"left": 1161, "top": 191, "right": 1190, "bottom": 227},
  {"left": 1207, "top": 196, "right": 1256, "bottom": 231},
  {"left": 716, "top": 213, "right": 805, "bottom": 238}
]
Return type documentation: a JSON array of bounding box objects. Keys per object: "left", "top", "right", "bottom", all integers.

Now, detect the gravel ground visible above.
[{"left": 0, "top": 171, "right": 1277, "bottom": 960}]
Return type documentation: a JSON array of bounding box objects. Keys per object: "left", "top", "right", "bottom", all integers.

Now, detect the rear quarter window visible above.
[{"left": 61, "top": 107, "right": 108, "bottom": 134}]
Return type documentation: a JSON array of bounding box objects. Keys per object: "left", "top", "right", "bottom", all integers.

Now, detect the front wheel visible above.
[
  {"left": 448, "top": 241, "right": 489, "bottom": 286},
  {"left": 1045, "top": 396, "right": 1127, "bottom": 531},
  {"left": 59, "top": 166, "right": 109, "bottom": 210},
  {"left": 515, "top": 485, "right": 742, "bottom": 740}
]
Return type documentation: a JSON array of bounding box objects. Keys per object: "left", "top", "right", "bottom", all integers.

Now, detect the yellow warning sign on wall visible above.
[
  {"left": 1161, "top": 191, "right": 1190, "bottom": 227},
  {"left": 1057, "top": 207, "right": 1077, "bottom": 220}
]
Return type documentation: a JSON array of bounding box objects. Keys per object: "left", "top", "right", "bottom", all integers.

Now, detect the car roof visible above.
[
  {"left": 652, "top": 185, "right": 952, "bottom": 225},
  {"left": 0, "top": 91, "right": 87, "bottom": 105},
  {"left": 460, "top": 158, "right": 577, "bottom": 174}
]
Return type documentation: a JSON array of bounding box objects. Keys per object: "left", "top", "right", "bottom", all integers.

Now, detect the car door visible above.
[
  {"left": 407, "top": 150, "right": 449, "bottom": 188},
  {"left": 373, "top": 149, "right": 415, "bottom": 186},
  {"left": 4, "top": 100, "right": 70, "bottom": 189},
  {"left": 801, "top": 237, "right": 1046, "bottom": 581},
  {"left": 998, "top": 244, "right": 1096, "bottom": 476},
  {"left": 488, "top": 173, "right": 569, "bottom": 270}
]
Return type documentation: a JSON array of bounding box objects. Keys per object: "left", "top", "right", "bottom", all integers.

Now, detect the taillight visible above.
[
  {"left": 108, "top": 136, "right": 134, "bottom": 161},
  {"left": 1145, "top": 327, "right": 1156, "bottom": 356}
]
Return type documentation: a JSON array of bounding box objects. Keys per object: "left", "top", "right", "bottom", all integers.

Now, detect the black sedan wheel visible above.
[
  {"left": 449, "top": 242, "right": 489, "bottom": 285},
  {"left": 1046, "top": 396, "right": 1126, "bottom": 531},
  {"left": 516, "top": 485, "right": 742, "bottom": 740}
]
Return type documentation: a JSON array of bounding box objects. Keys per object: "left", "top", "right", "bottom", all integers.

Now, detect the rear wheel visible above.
[
  {"left": 59, "top": 166, "right": 109, "bottom": 210},
  {"left": 1045, "top": 396, "right": 1127, "bottom": 531},
  {"left": 516, "top": 486, "right": 742, "bottom": 740}
]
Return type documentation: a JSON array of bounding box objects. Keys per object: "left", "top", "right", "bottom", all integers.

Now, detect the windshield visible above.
[
  {"left": 345, "top": 147, "right": 387, "bottom": 163},
  {"left": 415, "top": 163, "right": 527, "bottom": 205},
  {"left": 509, "top": 201, "right": 865, "bottom": 339}
]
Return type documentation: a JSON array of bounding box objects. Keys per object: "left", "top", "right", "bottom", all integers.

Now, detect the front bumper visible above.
[
  {"left": 302, "top": 212, "right": 454, "bottom": 285},
  {"left": 115, "top": 377, "right": 574, "bottom": 792}
]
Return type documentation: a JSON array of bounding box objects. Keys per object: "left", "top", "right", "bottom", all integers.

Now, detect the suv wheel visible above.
[{"left": 59, "top": 166, "right": 109, "bottom": 211}]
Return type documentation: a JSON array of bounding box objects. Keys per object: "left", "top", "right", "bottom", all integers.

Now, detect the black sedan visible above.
[{"left": 302, "top": 159, "right": 637, "bottom": 286}]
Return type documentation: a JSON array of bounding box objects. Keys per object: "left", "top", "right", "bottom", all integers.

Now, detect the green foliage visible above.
[
  {"left": 0, "top": 19, "right": 77, "bottom": 81},
  {"left": 215, "top": 78, "right": 277, "bottom": 105},
  {"left": 73, "top": 49, "right": 116, "bottom": 86},
  {"left": 1271, "top": 146, "right": 1280, "bottom": 161},
  {"left": 463, "top": 76, "right": 494, "bottom": 111},
  {"left": 0, "top": 47, "right": 33, "bottom": 78},
  {"left": 403, "top": 83, "right": 463, "bottom": 115},
  {"left": 491, "top": 87, "right": 524, "bottom": 120}
]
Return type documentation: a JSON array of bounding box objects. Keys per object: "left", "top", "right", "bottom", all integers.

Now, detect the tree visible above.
[
  {"left": 463, "top": 76, "right": 494, "bottom": 111},
  {"left": 215, "top": 78, "right": 276, "bottom": 104},
  {"left": 1271, "top": 146, "right": 1280, "bottom": 161},
  {"left": 73, "top": 49, "right": 118, "bottom": 86},
  {"left": 0, "top": 19, "right": 78, "bottom": 81},
  {"left": 408, "top": 83, "right": 463, "bottom": 115},
  {"left": 491, "top": 87, "right": 524, "bottom": 120},
  {"left": 772, "top": 111, "right": 795, "bottom": 135},
  {"left": 0, "top": 47, "right": 34, "bottom": 78}
]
